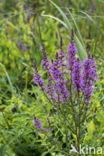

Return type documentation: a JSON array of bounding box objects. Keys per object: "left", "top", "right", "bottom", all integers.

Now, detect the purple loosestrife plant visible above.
[{"left": 33, "top": 31, "right": 97, "bottom": 152}]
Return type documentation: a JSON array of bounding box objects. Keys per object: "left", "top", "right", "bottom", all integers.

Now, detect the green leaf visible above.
[
  {"left": 47, "top": 0, "right": 88, "bottom": 61},
  {"left": 74, "top": 35, "right": 88, "bottom": 61},
  {"left": 80, "top": 11, "right": 96, "bottom": 24},
  {"left": 0, "top": 63, "right": 14, "bottom": 93},
  {"left": 87, "top": 121, "right": 95, "bottom": 137},
  {"left": 41, "top": 14, "right": 67, "bottom": 29},
  {"left": 49, "top": 0, "right": 71, "bottom": 30},
  {"left": 68, "top": 9, "right": 84, "bottom": 46}
]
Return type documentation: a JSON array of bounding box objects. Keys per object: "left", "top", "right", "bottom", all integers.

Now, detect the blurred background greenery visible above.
[{"left": 0, "top": 0, "right": 104, "bottom": 155}]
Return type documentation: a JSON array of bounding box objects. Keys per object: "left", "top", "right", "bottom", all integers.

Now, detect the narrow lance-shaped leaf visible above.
[
  {"left": 0, "top": 63, "right": 14, "bottom": 93},
  {"left": 48, "top": 0, "right": 88, "bottom": 61},
  {"left": 67, "top": 9, "right": 85, "bottom": 46}
]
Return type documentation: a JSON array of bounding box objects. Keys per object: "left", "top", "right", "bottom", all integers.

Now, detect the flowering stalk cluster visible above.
[
  {"left": 33, "top": 32, "right": 97, "bottom": 106},
  {"left": 33, "top": 31, "right": 97, "bottom": 153}
]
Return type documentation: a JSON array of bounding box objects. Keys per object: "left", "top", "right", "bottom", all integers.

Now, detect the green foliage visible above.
[
  {"left": 44, "top": 0, "right": 88, "bottom": 61},
  {"left": 0, "top": 0, "right": 104, "bottom": 155}
]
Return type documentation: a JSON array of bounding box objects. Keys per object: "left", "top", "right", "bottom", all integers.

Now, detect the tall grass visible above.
[{"left": 42, "top": 0, "right": 88, "bottom": 61}]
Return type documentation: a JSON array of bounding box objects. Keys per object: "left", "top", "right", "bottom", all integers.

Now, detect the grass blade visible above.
[
  {"left": 49, "top": 0, "right": 71, "bottom": 30},
  {"left": 80, "top": 11, "right": 96, "bottom": 24},
  {"left": 68, "top": 9, "right": 85, "bottom": 46},
  {"left": 74, "top": 35, "right": 87, "bottom": 61},
  {"left": 46, "top": 0, "right": 88, "bottom": 61},
  {"left": 41, "top": 14, "right": 68, "bottom": 29},
  {"left": 0, "top": 63, "right": 14, "bottom": 93}
]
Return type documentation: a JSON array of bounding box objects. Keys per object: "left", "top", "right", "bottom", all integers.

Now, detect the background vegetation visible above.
[{"left": 0, "top": 0, "right": 104, "bottom": 155}]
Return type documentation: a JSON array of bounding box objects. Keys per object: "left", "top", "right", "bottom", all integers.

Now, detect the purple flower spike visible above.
[
  {"left": 44, "top": 128, "right": 48, "bottom": 132},
  {"left": 82, "top": 55, "right": 97, "bottom": 105},
  {"left": 33, "top": 118, "right": 42, "bottom": 129},
  {"left": 19, "top": 2, "right": 22, "bottom": 6},
  {"left": 33, "top": 62, "right": 44, "bottom": 90},
  {"left": 26, "top": 14, "right": 30, "bottom": 24},
  {"left": 36, "top": 120, "right": 42, "bottom": 129},
  {"left": 46, "top": 73, "right": 56, "bottom": 101},
  {"left": 41, "top": 43, "right": 50, "bottom": 71},
  {"left": 24, "top": 8, "right": 29, "bottom": 12},
  {"left": 18, "top": 42, "right": 23, "bottom": 48},
  {"left": 67, "top": 30, "right": 77, "bottom": 71},
  {"left": 58, "top": 37, "right": 66, "bottom": 67},
  {"left": 71, "top": 59, "right": 83, "bottom": 92},
  {"left": 22, "top": 46, "right": 26, "bottom": 51},
  {"left": 50, "top": 53, "right": 69, "bottom": 102}
]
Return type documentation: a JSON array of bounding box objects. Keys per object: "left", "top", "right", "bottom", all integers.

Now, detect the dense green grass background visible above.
[{"left": 0, "top": 0, "right": 104, "bottom": 155}]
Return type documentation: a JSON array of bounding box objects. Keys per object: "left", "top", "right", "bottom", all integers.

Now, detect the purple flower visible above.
[
  {"left": 22, "top": 46, "right": 26, "bottom": 51},
  {"left": 24, "top": 8, "right": 29, "bottom": 12},
  {"left": 36, "top": 120, "right": 42, "bottom": 129},
  {"left": 44, "top": 128, "right": 48, "bottom": 132},
  {"left": 33, "top": 74, "right": 44, "bottom": 90},
  {"left": 41, "top": 43, "right": 58, "bottom": 101},
  {"left": 41, "top": 43, "right": 50, "bottom": 71},
  {"left": 45, "top": 73, "right": 57, "bottom": 101},
  {"left": 67, "top": 30, "right": 77, "bottom": 71},
  {"left": 33, "top": 62, "right": 44, "bottom": 90},
  {"left": 18, "top": 42, "right": 23, "bottom": 48},
  {"left": 34, "top": 74, "right": 44, "bottom": 87},
  {"left": 71, "top": 59, "right": 83, "bottom": 92},
  {"left": 58, "top": 49, "right": 66, "bottom": 67},
  {"left": 26, "top": 14, "right": 30, "bottom": 24},
  {"left": 50, "top": 53, "right": 69, "bottom": 102},
  {"left": 48, "top": 128, "right": 51, "bottom": 131},
  {"left": 33, "top": 118, "right": 42, "bottom": 129},
  {"left": 19, "top": 2, "right": 22, "bottom": 6},
  {"left": 82, "top": 55, "right": 97, "bottom": 105},
  {"left": 18, "top": 42, "right": 27, "bottom": 51},
  {"left": 33, "top": 32, "right": 97, "bottom": 108}
]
